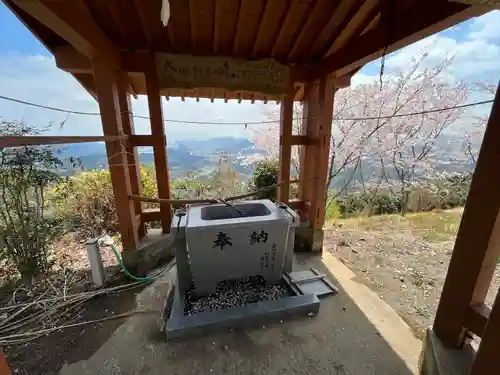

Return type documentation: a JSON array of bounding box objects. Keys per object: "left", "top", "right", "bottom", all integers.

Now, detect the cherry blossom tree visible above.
[{"left": 255, "top": 55, "right": 480, "bottom": 215}]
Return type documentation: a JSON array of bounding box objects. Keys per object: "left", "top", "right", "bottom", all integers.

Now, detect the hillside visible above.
[
  {"left": 324, "top": 209, "right": 499, "bottom": 339},
  {"left": 58, "top": 137, "right": 265, "bottom": 177}
]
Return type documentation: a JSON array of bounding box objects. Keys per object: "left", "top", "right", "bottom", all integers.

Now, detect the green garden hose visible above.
[{"left": 109, "top": 244, "right": 156, "bottom": 282}]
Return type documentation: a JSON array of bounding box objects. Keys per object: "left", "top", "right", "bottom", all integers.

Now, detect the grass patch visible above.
[{"left": 331, "top": 209, "right": 463, "bottom": 243}]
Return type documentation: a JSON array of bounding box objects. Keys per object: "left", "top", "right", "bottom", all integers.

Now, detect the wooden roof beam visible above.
[
  {"left": 312, "top": 0, "right": 489, "bottom": 79},
  {"left": 13, "top": 0, "right": 120, "bottom": 67},
  {"left": 55, "top": 47, "right": 314, "bottom": 83},
  {"left": 323, "top": 0, "right": 381, "bottom": 57},
  {"left": 309, "top": 0, "right": 360, "bottom": 57}
]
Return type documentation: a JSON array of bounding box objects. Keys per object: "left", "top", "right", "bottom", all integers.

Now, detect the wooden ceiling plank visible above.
[
  {"left": 288, "top": 0, "right": 338, "bottom": 61},
  {"left": 189, "top": 0, "right": 215, "bottom": 55},
  {"left": 134, "top": 0, "right": 166, "bottom": 50},
  {"left": 233, "top": 0, "right": 265, "bottom": 58},
  {"left": 168, "top": 0, "right": 191, "bottom": 53},
  {"left": 83, "top": 0, "right": 123, "bottom": 48},
  {"left": 309, "top": 0, "right": 361, "bottom": 57},
  {"left": 213, "top": 0, "right": 240, "bottom": 54},
  {"left": 188, "top": 0, "right": 197, "bottom": 53},
  {"left": 213, "top": 0, "right": 221, "bottom": 52},
  {"left": 324, "top": 0, "right": 381, "bottom": 57},
  {"left": 252, "top": 0, "right": 288, "bottom": 59},
  {"left": 271, "top": 0, "right": 314, "bottom": 60},
  {"left": 13, "top": 0, "right": 120, "bottom": 66},
  {"left": 106, "top": 0, "right": 146, "bottom": 49},
  {"left": 314, "top": 1, "right": 488, "bottom": 78}
]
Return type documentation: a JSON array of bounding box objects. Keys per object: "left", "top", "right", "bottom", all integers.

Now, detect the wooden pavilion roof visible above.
[{"left": 3, "top": 0, "right": 494, "bottom": 102}]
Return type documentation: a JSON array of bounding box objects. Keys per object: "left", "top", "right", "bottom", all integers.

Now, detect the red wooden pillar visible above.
[
  {"left": 470, "top": 287, "right": 500, "bottom": 375},
  {"left": 92, "top": 59, "right": 139, "bottom": 250},
  {"left": 433, "top": 82, "right": 500, "bottom": 347},
  {"left": 312, "top": 76, "right": 335, "bottom": 230},
  {"left": 116, "top": 72, "right": 145, "bottom": 238},
  {"left": 299, "top": 82, "right": 318, "bottom": 221},
  {"left": 277, "top": 85, "right": 294, "bottom": 203},
  {"left": 296, "top": 77, "right": 335, "bottom": 252},
  {"left": 144, "top": 54, "right": 172, "bottom": 232}
]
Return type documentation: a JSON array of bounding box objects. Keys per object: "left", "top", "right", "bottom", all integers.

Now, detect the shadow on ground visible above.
[
  {"left": 53, "top": 253, "right": 420, "bottom": 375},
  {"left": 3, "top": 266, "right": 148, "bottom": 375}
]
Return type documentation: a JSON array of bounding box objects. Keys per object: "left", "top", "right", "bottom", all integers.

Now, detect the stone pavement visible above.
[{"left": 60, "top": 253, "right": 422, "bottom": 375}]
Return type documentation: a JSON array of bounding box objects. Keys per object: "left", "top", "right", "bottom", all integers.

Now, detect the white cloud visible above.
[
  {"left": 468, "top": 10, "right": 500, "bottom": 42},
  {"left": 0, "top": 54, "right": 274, "bottom": 140},
  {"left": 353, "top": 10, "right": 500, "bottom": 84},
  {"left": 351, "top": 73, "right": 377, "bottom": 87}
]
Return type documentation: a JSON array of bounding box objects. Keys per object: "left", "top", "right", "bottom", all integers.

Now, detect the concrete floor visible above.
[{"left": 59, "top": 253, "right": 422, "bottom": 375}]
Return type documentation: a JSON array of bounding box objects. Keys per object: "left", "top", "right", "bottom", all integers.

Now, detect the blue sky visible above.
[{"left": 0, "top": 4, "right": 499, "bottom": 140}]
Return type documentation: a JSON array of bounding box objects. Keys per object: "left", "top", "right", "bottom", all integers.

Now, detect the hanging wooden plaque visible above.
[{"left": 156, "top": 53, "right": 290, "bottom": 95}]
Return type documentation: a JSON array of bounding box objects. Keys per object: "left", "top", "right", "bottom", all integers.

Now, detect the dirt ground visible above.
[
  {"left": 0, "top": 236, "right": 150, "bottom": 375},
  {"left": 3, "top": 284, "right": 145, "bottom": 375},
  {"left": 324, "top": 208, "right": 500, "bottom": 339}
]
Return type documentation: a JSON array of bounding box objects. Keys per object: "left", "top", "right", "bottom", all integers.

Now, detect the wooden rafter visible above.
[
  {"left": 323, "top": 0, "right": 381, "bottom": 57},
  {"left": 288, "top": 0, "right": 338, "bottom": 61},
  {"left": 271, "top": 0, "right": 313, "bottom": 60},
  {"left": 133, "top": 0, "right": 165, "bottom": 50},
  {"left": 13, "top": 0, "right": 119, "bottom": 67},
  {"left": 251, "top": 0, "right": 288, "bottom": 59},
  {"left": 106, "top": 0, "right": 145, "bottom": 49},
  {"left": 360, "top": 12, "right": 381, "bottom": 36},
  {"left": 233, "top": 0, "right": 265, "bottom": 58},
  {"left": 309, "top": 0, "right": 361, "bottom": 57},
  {"left": 312, "top": 0, "right": 487, "bottom": 78}
]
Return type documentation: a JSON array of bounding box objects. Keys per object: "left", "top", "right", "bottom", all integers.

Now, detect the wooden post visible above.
[
  {"left": 470, "top": 287, "right": 500, "bottom": 375},
  {"left": 433, "top": 82, "right": 500, "bottom": 347},
  {"left": 299, "top": 82, "right": 318, "bottom": 221},
  {"left": 295, "top": 77, "right": 335, "bottom": 252},
  {"left": 116, "top": 72, "right": 145, "bottom": 238},
  {"left": 277, "top": 86, "right": 294, "bottom": 203},
  {"left": 311, "top": 76, "right": 335, "bottom": 230},
  {"left": 92, "top": 59, "right": 139, "bottom": 250},
  {"left": 144, "top": 54, "right": 172, "bottom": 232}
]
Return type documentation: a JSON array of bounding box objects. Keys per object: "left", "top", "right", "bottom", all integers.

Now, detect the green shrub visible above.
[
  {"left": 48, "top": 169, "right": 116, "bottom": 238},
  {"left": 325, "top": 198, "right": 341, "bottom": 221},
  {"left": 0, "top": 121, "right": 62, "bottom": 283},
  {"left": 48, "top": 166, "right": 160, "bottom": 238},
  {"left": 248, "top": 159, "right": 279, "bottom": 200}
]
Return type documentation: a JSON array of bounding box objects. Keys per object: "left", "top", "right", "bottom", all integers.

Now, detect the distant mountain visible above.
[
  {"left": 59, "top": 137, "right": 265, "bottom": 178},
  {"left": 173, "top": 137, "right": 254, "bottom": 155}
]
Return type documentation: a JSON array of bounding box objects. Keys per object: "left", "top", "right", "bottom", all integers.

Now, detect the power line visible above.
[
  {"left": 334, "top": 99, "right": 494, "bottom": 122},
  {"left": 0, "top": 94, "right": 494, "bottom": 126}
]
